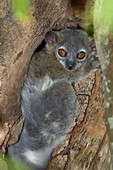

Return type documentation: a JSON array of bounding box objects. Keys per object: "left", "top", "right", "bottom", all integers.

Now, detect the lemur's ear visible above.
[{"left": 45, "top": 31, "right": 58, "bottom": 45}]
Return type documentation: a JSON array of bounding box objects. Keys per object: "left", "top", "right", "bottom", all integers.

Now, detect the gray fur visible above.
[{"left": 8, "top": 29, "right": 100, "bottom": 170}]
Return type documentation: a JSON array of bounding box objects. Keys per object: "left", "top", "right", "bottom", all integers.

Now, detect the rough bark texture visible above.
[
  {"left": 0, "top": 0, "right": 111, "bottom": 169},
  {"left": 94, "top": 34, "right": 113, "bottom": 169}
]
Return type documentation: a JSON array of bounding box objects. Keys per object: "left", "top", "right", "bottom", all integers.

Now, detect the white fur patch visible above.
[
  {"left": 22, "top": 75, "right": 55, "bottom": 99},
  {"left": 31, "top": 75, "right": 54, "bottom": 92},
  {"left": 22, "top": 136, "right": 65, "bottom": 167},
  {"left": 22, "top": 148, "right": 50, "bottom": 167},
  {"left": 51, "top": 122, "right": 59, "bottom": 128},
  {"left": 59, "top": 60, "right": 66, "bottom": 68},
  {"left": 41, "top": 75, "right": 54, "bottom": 91},
  {"left": 45, "top": 111, "right": 52, "bottom": 118}
]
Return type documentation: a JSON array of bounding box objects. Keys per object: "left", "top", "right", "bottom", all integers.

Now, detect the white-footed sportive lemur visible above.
[{"left": 8, "top": 28, "right": 100, "bottom": 170}]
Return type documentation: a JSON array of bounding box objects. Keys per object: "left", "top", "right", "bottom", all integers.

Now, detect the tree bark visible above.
[{"left": 0, "top": 0, "right": 111, "bottom": 169}]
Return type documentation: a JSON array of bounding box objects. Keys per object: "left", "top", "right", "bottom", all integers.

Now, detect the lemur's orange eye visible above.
[
  {"left": 58, "top": 49, "right": 66, "bottom": 57},
  {"left": 77, "top": 51, "right": 86, "bottom": 59}
]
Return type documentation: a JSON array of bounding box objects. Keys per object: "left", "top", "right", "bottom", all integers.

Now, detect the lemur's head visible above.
[{"left": 45, "top": 29, "right": 97, "bottom": 72}]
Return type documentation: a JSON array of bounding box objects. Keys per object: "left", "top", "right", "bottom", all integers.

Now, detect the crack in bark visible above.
[{"left": 89, "top": 132, "right": 107, "bottom": 169}]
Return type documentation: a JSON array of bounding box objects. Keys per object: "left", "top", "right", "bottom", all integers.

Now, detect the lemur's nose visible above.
[
  {"left": 68, "top": 60, "right": 74, "bottom": 70},
  {"left": 68, "top": 60, "right": 73, "bottom": 67}
]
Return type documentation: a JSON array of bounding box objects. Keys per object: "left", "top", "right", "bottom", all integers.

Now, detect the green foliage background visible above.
[{"left": 10, "top": 0, "right": 30, "bottom": 22}]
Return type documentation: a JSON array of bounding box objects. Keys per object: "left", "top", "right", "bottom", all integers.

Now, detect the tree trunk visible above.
[{"left": 0, "top": 0, "right": 111, "bottom": 169}]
